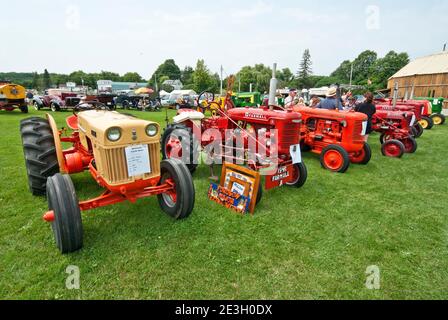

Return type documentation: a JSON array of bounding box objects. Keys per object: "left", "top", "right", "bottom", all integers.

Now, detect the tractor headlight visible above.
[
  {"left": 107, "top": 127, "right": 122, "bottom": 142},
  {"left": 146, "top": 124, "right": 158, "bottom": 137}
]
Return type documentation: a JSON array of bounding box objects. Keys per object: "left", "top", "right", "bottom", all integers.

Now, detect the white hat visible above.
[{"left": 326, "top": 87, "right": 337, "bottom": 97}]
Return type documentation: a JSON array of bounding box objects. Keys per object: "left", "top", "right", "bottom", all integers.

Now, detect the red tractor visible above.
[
  {"left": 161, "top": 89, "right": 308, "bottom": 196},
  {"left": 372, "top": 109, "right": 418, "bottom": 158},
  {"left": 292, "top": 106, "right": 371, "bottom": 173},
  {"left": 375, "top": 98, "right": 432, "bottom": 135},
  {"left": 20, "top": 102, "right": 194, "bottom": 254}
]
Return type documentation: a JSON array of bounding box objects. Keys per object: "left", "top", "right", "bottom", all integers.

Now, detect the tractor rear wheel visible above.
[
  {"left": 286, "top": 163, "right": 308, "bottom": 188},
  {"left": 320, "top": 145, "right": 350, "bottom": 173},
  {"left": 20, "top": 117, "right": 60, "bottom": 196},
  {"left": 19, "top": 105, "right": 29, "bottom": 113},
  {"left": 419, "top": 116, "right": 434, "bottom": 130},
  {"left": 381, "top": 140, "right": 405, "bottom": 158},
  {"left": 413, "top": 123, "right": 424, "bottom": 138},
  {"left": 157, "top": 159, "right": 195, "bottom": 220},
  {"left": 350, "top": 142, "right": 372, "bottom": 165},
  {"left": 162, "top": 124, "right": 199, "bottom": 174},
  {"left": 47, "top": 174, "right": 83, "bottom": 254},
  {"left": 401, "top": 136, "right": 418, "bottom": 154},
  {"left": 431, "top": 114, "right": 445, "bottom": 126}
]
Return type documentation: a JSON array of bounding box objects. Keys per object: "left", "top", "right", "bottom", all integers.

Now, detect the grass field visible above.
[{"left": 0, "top": 107, "right": 447, "bottom": 300}]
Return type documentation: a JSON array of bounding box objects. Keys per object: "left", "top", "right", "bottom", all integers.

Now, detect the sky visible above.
[{"left": 1, "top": 0, "right": 447, "bottom": 79}]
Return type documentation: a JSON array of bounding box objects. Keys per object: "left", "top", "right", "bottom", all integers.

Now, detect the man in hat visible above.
[
  {"left": 317, "top": 87, "right": 343, "bottom": 111},
  {"left": 284, "top": 88, "right": 298, "bottom": 107}
]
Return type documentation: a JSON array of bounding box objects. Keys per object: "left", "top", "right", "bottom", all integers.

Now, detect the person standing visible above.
[
  {"left": 317, "top": 87, "right": 343, "bottom": 111},
  {"left": 355, "top": 92, "right": 377, "bottom": 142},
  {"left": 284, "top": 89, "right": 298, "bottom": 107}
]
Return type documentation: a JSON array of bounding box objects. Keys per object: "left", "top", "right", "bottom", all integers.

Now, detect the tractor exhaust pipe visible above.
[{"left": 268, "top": 63, "right": 278, "bottom": 107}]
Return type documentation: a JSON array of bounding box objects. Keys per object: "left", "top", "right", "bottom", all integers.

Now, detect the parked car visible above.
[
  {"left": 84, "top": 94, "right": 117, "bottom": 110},
  {"left": 32, "top": 89, "right": 81, "bottom": 112},
  {"left": 115, "top": 93, "right": 141, "bottom": 109}
]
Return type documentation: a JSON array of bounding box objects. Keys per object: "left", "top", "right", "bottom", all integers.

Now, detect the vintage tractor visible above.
[
  {"left": 414, "top": 97, "right": 445, "bottom": 125},
  {"left": 292, "top": 106, "right": 371, "bottom": 173},
  {"left": 161, "top": 84, "right": 307, "bottom": 196},
  {"left": 372, "top": 109, "right": 418, "bottom": 158},
  {"left": 375, "top": 98, "right": 433, "bottom": 133},
  {"left": 0, "top": 81, "right": 28, "bottom": 113},
  {"left": 20, "top": 102, "right": 194, "bottom": 254}
]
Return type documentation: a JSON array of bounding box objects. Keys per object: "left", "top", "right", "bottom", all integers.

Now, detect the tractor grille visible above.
[
  {"left": 97, "top": 142, "right": 160, "bottom": 185},
  {"left": 279, "top": 123, "right": 300, "bottom": 151}
]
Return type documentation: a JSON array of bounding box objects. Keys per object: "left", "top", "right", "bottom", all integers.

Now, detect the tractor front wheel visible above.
[
  {"left": 381, "top": 140, "right": 405, "bottom": 158},
  {"left": 47, "top": 174, "right": 83, "bottom": 254},
  {"left": 419, "top": 116, "right": 434, "bottom": 130},
  {"left": 158, "top": 159, "right": 195, "bottom": 220},
  {"left": 320, "top": 145, "right": 350, "bottom": 173},
  {"left": 413, "top": 123, "right": 424, "bottom": 138},
  {"left": 401, "top": 136, "right": 418, "bottom": 154},
  {"left": 20, "top": 117, "right": 60, "bottom": 196},
  {"left": 350, "top": 142, "right": 372, "bottom": 165},
  {"left": 286, "top": 163, "right": 308, "bottom": 188},
  {"left": 431, "top": 114, "right": 445, "bottom": 126}
]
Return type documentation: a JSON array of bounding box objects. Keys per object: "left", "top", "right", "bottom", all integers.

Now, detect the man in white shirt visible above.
[{"left": 284, "top": 89, "right": 298, "bottom": 107}]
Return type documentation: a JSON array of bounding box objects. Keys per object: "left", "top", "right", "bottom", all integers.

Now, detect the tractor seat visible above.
[{"left": 66, "top": 115, "right": 79, "bottom": 130}]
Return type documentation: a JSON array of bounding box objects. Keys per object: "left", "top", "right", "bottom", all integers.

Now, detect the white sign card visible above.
[{"left": 125, "top": 145, "right": 151, "bottom": 177}]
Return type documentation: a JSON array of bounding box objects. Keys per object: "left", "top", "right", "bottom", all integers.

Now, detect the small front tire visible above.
[
  {"left": 381, "top": 140, "right": 405, "bottom": 158},
  {"left": 320, "top": 145, "right": 350, "bottom": 173},
  {"left": 419, "top": 116, "right": 434, "bottom": 130},
  {"left": 431, "top": 114, "right": 445, "bottom": 126},
  {"left": 286, "top": 163, "right": 308, "bottom": 188}
]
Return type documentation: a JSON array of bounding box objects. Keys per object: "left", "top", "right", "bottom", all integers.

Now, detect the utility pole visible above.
[{"left": 349, "top": 63, "right": 354, "bottom": 88}]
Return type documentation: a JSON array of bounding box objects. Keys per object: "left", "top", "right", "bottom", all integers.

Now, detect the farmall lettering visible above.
[{"left": 265, "top": 165, "right": 294, "bottom": 190}]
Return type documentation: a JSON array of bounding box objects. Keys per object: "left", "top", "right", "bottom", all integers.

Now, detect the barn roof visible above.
[{"left": 390, "top": 51, "right": 448, "bottom": 79}]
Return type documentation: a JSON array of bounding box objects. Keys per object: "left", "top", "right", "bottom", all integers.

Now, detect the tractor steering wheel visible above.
[
  {"left": 197, "top": 91, "right": 217, "bottom": 113},
  {"left": 73, "top": 101, "right": 110, "bottom": 116}
]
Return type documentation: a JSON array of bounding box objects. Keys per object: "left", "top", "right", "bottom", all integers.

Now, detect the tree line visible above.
[{"left": 1, "top": 49, "right": 409, "bottom": 93}]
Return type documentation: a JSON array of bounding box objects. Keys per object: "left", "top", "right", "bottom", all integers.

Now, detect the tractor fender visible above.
[
  {"left": 46, "top": 113, "right": 67, "bottom": 173},
  {"left": 173, "top": 110, "right": 205, "bottom": 127}
]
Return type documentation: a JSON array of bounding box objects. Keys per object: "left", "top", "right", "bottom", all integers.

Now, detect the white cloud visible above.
[{"left": 231, "top": 1, "right": 273, "bottom": 19}]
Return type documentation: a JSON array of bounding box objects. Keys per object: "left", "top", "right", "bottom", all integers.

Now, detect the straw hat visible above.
[{"left": 326, "top": 87, "right": 337, "bottom": 97}]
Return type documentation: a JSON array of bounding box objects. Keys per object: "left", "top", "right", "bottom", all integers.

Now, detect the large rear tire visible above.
[
  {"left": 401, "top": 136, "right": 418, "bottom": 154},
  {"left": 20, "top": 117, "right": 60, "bottom": 196},
  {"left": 320, "top": 145, "right": 350, "bottom": 173},
  {"left": 157, "top": 159, "right": 195, "bottom": 220},
  {"left": 47, "top": 174, "right": 83, "bottom": 254},
  {"left": 381, "top": 140, "right": 405, "bottom": 158},
  {"left": 350, "top": 142, "right": 372, "bottom": 165},
  {"left": 413, "top": 123, "right": 424, "bottom": 138},
  {"left": 162, "top": 124, "right": 199, "bottom": 174}
]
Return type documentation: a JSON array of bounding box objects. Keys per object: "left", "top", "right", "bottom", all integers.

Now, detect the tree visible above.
[
  {"left": 192, "top": 59, "right": 217, "bottom": 93},
  {"left": 122, "top": 72, "right": 143, "bottom": 83},
  {"left": 181, "top": 66, "right": 194, "bottom": 86},
  {"left": 370, "top": 51, "right": 409, "bottom": 89},
  {"left": 297, "top": 49, "right": 313, "bottom": 88},
  {"left": 277, "top": 68, "right": 295, "bottom": 88},
  {"left": 43, "top": 69, "right": 52, "bottom": 89},
  {"left": 351, "top": 50, "right": 378, "bottom": 83},
  {"left": 330, "top": 60, "right": 352, "bottom": 83},
  {"left": 32, "top": 72, "right": 40, "bottom": 90},
  {"left": 99, "top": 71, "right": 121, "bottom": 82},
  {"left": 150, "top": 59, "right": 181, "bottom": 86}
]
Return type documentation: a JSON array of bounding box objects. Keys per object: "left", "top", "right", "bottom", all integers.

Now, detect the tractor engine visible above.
[
  {"left": 294, "top": 106, "right": 368, "bottom": 154},
  {"left": 57, "top": 111, "right": 161, "bottom": 191},
  {"left": 226, "top": 107, "right": 302, "bottom": 164}
]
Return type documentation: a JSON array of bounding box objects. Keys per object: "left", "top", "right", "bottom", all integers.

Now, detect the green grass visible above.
[{"left": 0, "top": 107, "right": 447, "bottom": 300}]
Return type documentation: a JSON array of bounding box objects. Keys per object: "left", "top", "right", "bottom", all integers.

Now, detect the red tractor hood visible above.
[
  {"left": 227, "top": 107, "right": 302, "bottom": 125},
  {"left": 293, "top": 106, "right": 368, "bottom": 122}
]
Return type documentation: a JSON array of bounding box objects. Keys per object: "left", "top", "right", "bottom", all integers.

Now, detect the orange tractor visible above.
[
  {"left": 292, "top": 106, "right": 371, "bottom": 173},
  {"left": 20, "top": 102, "right": 194, "bottom": 254}
]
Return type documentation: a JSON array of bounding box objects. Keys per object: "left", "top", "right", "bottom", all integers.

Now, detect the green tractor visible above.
[
  {"left": 415, "top": 97, "right": 446, "bottom": 125},
  {"left": 232, "top": 92, "right": 262, "bottom": 108}
]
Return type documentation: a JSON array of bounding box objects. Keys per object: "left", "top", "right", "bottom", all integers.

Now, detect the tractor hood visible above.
[
  {"left": 376, "top": 109, "right": 415, "bottom": 120},
  {"left": 77, "top": 110, "right": 160, "bottom": 147},
  {"left": 293, "top": 106, "right": 368, "bottom": 122},
  {"left": 228, "top": 107, "right": 302, "bottom": 125}
]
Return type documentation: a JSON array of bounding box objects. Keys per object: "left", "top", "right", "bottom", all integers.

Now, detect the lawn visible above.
[{"left": 0, "top": 107, "right": 447, "bottom": 300}]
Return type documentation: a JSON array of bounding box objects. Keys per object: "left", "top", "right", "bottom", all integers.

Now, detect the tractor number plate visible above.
[
  {"left": 125, "top": 145, "right": 151, "bottom": 177},
  {"left": 265, "top": 165, "right": 294, "bottom": 190},
  {"left": 290, "top": 144, "right": 302, "bottom": 164}
]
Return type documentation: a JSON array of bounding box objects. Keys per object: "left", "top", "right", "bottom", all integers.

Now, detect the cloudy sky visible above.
[{"left": 1, "top": 0, "right": 447, "bottom": 78}]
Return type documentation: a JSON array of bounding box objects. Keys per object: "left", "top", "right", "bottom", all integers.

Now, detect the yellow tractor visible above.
[{"left": 0, "top": 81, "right": 28, "bottom": 113}]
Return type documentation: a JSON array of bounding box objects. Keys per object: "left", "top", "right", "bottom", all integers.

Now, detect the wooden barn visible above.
[{"left": 388, "top": 51, "right": 448, "bottom": 110}]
